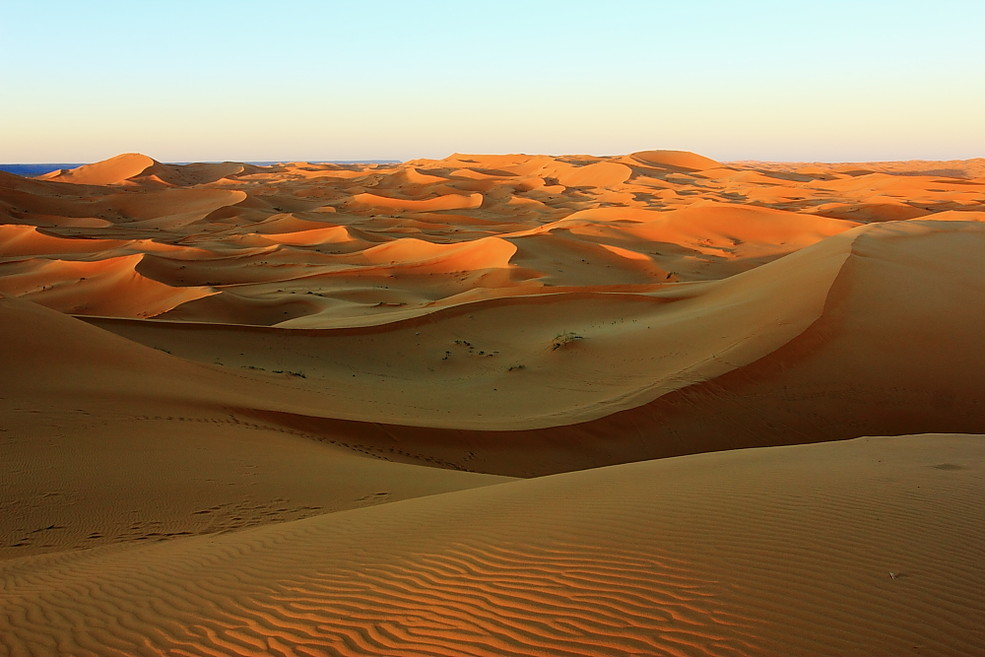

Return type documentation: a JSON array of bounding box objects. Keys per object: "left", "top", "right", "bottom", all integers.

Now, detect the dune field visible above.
[{"left": 1, "top": 149, "right": 984, "bottom": 655}]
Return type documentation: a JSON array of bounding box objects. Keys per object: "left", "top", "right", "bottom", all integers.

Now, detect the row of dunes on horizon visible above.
[{"left": 2, "top": 148, "right": 984, "bottom": 656}]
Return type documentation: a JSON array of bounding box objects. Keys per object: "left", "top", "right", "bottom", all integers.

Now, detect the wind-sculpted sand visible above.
[{"left": 2, "top": 150, "right": 984, "bottom": 655}]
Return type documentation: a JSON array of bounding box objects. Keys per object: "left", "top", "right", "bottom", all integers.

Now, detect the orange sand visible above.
[{"left": 2, "top": 150, "right": 984, "bottom": 655}]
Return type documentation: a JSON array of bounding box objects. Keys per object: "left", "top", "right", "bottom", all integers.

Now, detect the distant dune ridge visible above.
[{"left": 2, "top": 149, "right": 984, "bottom": 655}]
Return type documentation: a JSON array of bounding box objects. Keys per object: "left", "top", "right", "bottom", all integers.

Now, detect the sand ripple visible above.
[{"left": 2, "top": 436, "right": 983, "bottom": 656}]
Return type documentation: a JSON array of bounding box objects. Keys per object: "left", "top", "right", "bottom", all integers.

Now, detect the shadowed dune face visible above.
[{"left": 2, "top": 151, "right": 985, "bottom": 655}]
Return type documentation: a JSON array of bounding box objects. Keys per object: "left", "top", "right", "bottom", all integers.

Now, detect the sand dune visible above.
[
  {"left": 2, "top": 435, "right": 981, "bottom": 656},
  {"left": 39, "top": 152, "right": 158, "bottom": 185},
  {"left": 737, "top": 156, "right": 985, "bottom": 180},
  {"left": 0, "top": 224, "right": 128, "bottom": 256},
  {"left": 629, "top": 148, "right": 722, "bottom": 171},
  {"left": 0, "top": 295, "right": 511, "bottom": 560},
  {"left": 0, "top": 253, "right": 218, "bottom": 317},
  {"left": 349, "top": 191, "right": 485, "bottom": 212},
  {"left": 70, "top": 217, "right": 985, "bottom": 479},
  {"left": 40, "top": 153, "right": 259, "bottom": 187},
  {"left": 2, "top": 150, "right": 984, "bottom": 655}
]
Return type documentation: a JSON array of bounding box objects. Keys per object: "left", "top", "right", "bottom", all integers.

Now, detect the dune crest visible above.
[
  {"left": 630, "top": 149, "right": 722, "bottom": 170},
  {"left": 40, "top": 152, "right": 156, "bottom": 184}
]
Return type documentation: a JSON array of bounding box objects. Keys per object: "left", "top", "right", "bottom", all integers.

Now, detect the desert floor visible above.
[{"left": 2, "top": 150, "right": 984, "bottom": 655}]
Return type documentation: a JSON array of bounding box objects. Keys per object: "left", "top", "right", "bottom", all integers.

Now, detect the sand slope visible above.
[
  {"left": 2, "top": 434, "right": 982, "bottom": 656},
  {"left": 0, "top": 296, "right": 511, "bottom": 559},
  {"left": 65, "top": 217, "right": 985, "bottom": 478},
  {"left": 38, "top": 153, "right": 157, "bottom": 185}
]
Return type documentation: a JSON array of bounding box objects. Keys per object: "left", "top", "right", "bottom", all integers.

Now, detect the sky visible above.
[{"left": 2, "top": 0, "right": 983, "bottom": 164}]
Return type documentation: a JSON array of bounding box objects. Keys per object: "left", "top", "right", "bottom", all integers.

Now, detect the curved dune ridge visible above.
[
  {"left": 0, "top": 253, "right": 217, "bottom": 317},
  {"left": 38, "top": 153, "right": 255, "bottom": 187},
  {"left": 2, "top": 150, "right": 985, "bottom": 655},
  {"left": 629, "top": 149, "right": 723, "bottom": 171},
  {"left": 70, "top": 219, "right": 985, "bottom": 480},
  {"left": 349, "top": 191, "right": 485, "bottom": 212},
  {"left": 39, "top": 152, "right": 157, "bottom": 185},
  {"left": 0, "top": 224, "right": 129, "bottom": 256}
]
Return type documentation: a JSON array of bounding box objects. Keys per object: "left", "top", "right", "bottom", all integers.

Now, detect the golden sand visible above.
[{"left": 2, "top": 150, "right": 983, "bottom": 655}]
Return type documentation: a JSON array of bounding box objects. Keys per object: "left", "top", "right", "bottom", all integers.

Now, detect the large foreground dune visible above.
[
  {"left": 4, "top": 435, "right": 982, "bottom": 656},
  {"left": 2, "top": 150, "right": 984, "bottom": 655}
]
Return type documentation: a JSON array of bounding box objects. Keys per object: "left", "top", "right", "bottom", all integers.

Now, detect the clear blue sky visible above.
[{"left": 2, "top": 0, "right": 983, "bottom": 163}]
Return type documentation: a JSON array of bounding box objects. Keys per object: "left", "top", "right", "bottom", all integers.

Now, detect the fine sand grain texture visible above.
[{"left": 2, "top": 150, "right": 984, "bottom": 655}]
